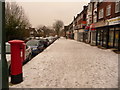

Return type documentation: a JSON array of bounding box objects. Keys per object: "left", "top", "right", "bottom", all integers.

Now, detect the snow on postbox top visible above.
[{"left": 8, "top": 40, "right": 24, "bottom": 44}]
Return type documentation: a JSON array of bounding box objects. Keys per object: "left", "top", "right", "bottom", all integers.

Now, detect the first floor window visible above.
[
  {"left": 106, "top": 4, "right": 111, "bottom": 16},
  {"left": 99, "top": 9, "right": 104, "bottom": 19},
  {"left": 115, "top": 1, "right": 120, "bottom": 13}
]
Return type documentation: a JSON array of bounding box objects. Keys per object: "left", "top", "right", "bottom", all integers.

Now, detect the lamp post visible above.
[{"left": 0, "top": 1, "right": 9, "bottom": 89}]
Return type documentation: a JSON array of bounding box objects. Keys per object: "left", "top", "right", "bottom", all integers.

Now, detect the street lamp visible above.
[{"left": 0, "top": 1, "right": 9, "bottom": 89}]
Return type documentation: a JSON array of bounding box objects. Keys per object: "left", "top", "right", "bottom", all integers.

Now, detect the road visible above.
[{"left": 9, "top": 37, "right": 118, "bottom": 88}]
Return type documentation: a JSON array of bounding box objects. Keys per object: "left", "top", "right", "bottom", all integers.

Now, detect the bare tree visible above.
[
  {"left": 53, "top": 20, "right": 64, "bottom": 37},
  {"left": 5, "top": 2, "right": 31, "bottom": 41}
]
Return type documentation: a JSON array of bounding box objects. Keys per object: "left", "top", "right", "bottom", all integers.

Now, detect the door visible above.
[
  {"left": 108, "top": 28, "right": 114, "bottom": 48},
  {"left": 97, "top": 29, "right": 103, "bottom": 46},
  {"left": 103, "top": 29, "right": 107, "bottom": 47}
]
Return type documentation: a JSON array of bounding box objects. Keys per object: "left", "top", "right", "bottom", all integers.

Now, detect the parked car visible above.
[
  {"left": 26, "top": 40, "right": 45, "bottom": 56},
  {"left": 46, "top": 37, "right": 54, "bottom": 44},
  {"left": 40, "top": 38, "right": 49, "bottom": 48}
]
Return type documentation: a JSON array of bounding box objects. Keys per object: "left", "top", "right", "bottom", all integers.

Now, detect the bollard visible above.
[{"left": 8, "top": 40, "right": 25, "bottom": 84}]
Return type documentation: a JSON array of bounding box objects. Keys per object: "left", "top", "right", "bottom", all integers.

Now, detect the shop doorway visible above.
[
  {"left": 108, "top": 28, "right": 114, "bottom": 48},
  {"left": 97, "top": 29, "right": 103, "bottom": 46}
]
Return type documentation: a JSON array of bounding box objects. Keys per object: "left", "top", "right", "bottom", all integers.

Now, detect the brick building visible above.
[
  {"left": 73, "top": 6, "right": 87, "bottom": 41},
  {"left": 95, "top": 1, "right": 120, "bottom": 50},
  {"left": 65, "top": 0, "right": 120, "bottom": 51}
]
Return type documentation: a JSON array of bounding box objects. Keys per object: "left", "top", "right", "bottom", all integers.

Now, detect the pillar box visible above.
[{"left": 8, "top": 40, "right": 25, "bottom": 84}]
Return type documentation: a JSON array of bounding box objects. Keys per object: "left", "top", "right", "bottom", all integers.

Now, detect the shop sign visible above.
[
  {"left": 82, "top": 21, "right": 87, "bottom": 26},
  {"left": 106, "top": 16, "right": 120, "bottom": 25},
  {"left": 79, "top": 29, "right": 84, "bottom": 32},
  {"left": 95, "top": 20, "right": 106, "bottom": 28}
]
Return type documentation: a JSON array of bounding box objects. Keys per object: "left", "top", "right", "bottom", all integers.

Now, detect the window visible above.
[
  {"left": 93, "top": 15, "right": 97, "bottom": 23},
  {"left": 106, "top": 4, "right": 111, "bottom": 16},
  {"left": 115, "top": 1, "right": 120, "bottom": 13},
  {"left": 99, "top": 0, "right": 104, "bottom": 2},
  {"left": 99, "top": 9, "right": 104, "bottom": 19},
  {"left": 94, "top": 2, "right": 97, "bottom": 9},
  {"left": 88, "top": 3, "right": 92, "bottom": 12}
]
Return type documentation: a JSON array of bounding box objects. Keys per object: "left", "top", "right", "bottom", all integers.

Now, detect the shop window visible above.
[
  {"left": 97, "top": 31, "right": 100, "bottom": 44},
  {"left": 106, "top": 4, "right": 111, "bottom": 16},
  {"left": 103, "top": 30, "right": 107, "bottom": 47},
  {"left": 92, "top": 31, "right": 96, "bottom": 44},
  {"left": 115, "top": 1, "right": 120, "bottom": 13},
  {"left": 114, "top": 31, "right": 119, "bottom": 48},
  {"left": 115, "top": 27, "right": 120, "bottom": 48},
  {"left": 97, "top": 30, "right": 103, "bottom": 45}
]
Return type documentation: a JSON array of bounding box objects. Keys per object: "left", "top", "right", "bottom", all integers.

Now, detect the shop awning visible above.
[
  {"left": 90, "top": 24, "right": 96, "bottom": 30},
  {"left": 84, "top": 26, "right": 90, "bottom": 31}
]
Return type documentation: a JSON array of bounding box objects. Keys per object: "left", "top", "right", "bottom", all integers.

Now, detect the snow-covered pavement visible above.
[{"left": 9, "top": 37, "right": 118, "bottom": 88}]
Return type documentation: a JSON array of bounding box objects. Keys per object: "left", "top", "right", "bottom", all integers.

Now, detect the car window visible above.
[
  {"left": 6, "top": 43, "right": 10, "bottom": 54},
  {"left": 26, "top": 40, "right": 39, "bottom": 46},
  {"left": 38, "top": 41, "right": 43, "bottom": 46}
]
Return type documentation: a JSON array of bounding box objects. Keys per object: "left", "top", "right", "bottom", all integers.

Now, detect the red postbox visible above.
[{"left": 8, "top": 40, "right": 25, "bottom": 84}]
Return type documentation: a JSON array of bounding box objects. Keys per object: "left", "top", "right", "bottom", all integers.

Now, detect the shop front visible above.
[
  {"left": 107, "top": 16, "right": 120, "bottom": 50},
  {"left": 102, "top": 28, "right": 108, "bottom": 47},
  {"left": 91, "top": 30, "right": 96, "bottom": 45},
  {"left": 83, "top": 31, "right": 88, "bottom": 43},
  {"left": 78, "top": 29, "right": 84, "bottom": 42},
  {"left": 96, "top": 26, "right": 109, "bottom": 48},
  {"left": 83, "top": 26, "right": 90, "bottom": 43},
  {"left": 90, "top": 24, "right": 96, "bottom": 45},
  {"left": 97, "top": 28, "right": 103, "bottom": 46},
  {"left": 95, "top": 20, "right": 109, "bottom": 48},
  {"left": 95, "top": 17, "right": 120, "bottom": 50},
  {"left": 108, "top": 25, "right": 120, "bottom": 50}
]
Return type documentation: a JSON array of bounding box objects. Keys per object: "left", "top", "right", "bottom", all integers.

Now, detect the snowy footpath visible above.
[{"left": 9, "top": 37, "right": 118, "bottom": 88}]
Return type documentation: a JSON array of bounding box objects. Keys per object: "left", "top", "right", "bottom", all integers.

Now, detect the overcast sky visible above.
[{"left": 17, "top": 1, "right": 90, "bottom": 28}]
